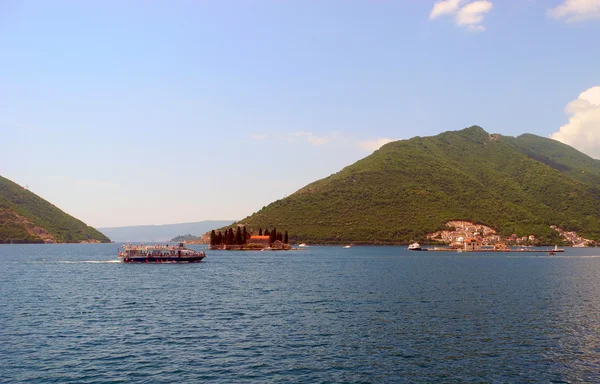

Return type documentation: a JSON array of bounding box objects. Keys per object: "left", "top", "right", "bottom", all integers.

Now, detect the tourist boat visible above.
[
  {"left": 118, "top": 243, "right": 206, "bottom": 263},
  {"left": 408, "top": 242, "right": 424, "bottom": 251}
]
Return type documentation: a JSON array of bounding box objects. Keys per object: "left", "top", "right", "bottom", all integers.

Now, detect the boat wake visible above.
[
  {"left": 56, "top": 260, "right": 121, "bottom": 264},
  {"left": 506, "top": 255, "right": 600, "bottom": 259}
]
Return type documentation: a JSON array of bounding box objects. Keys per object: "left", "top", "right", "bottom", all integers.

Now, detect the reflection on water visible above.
[{"left": 541, "top": 259, "right": 600, "bottom": 383}]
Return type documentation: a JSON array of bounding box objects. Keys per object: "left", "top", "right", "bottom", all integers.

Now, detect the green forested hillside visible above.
[
  {"left": 503, "top": 134, "right": 600, "bottom": 186},
  {"left": 236, "top": 126, "right": 600, "bottom": 244},
  {"left": 0, "top": 175, "right": 110, "bottom": 243}
]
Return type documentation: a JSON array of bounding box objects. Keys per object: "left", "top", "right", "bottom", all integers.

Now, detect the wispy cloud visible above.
[
  {"left": 429, "top": 0, "right": 493, "bottom": 31},
  {"left": 550, "top": 86, "right": 600, "bottom": 158},
  {"left": 251, "top": 131, "right": 333, "bottom": 146},
  {"left": 250, "top": 131, "right": 399, "bottom": 152},
  {"left": 548, "top": 0, "right": 600, "bottom": 22},
  {"left": 287, "top": 131, "right": 330, "bottom": 146},
  {"left": 429, "top": 0, "right": 462, "bottom": 20},
  {"left": 359, "top": 138, "right": 397, "bottom": 152}
]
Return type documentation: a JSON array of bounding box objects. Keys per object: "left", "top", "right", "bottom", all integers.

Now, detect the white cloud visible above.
[
  {"left": 252, "top": 131, "right": 399, "bottom": 152},
  {"left": 550, "top": 86, "right": 600, "bottom": 158},
  {"left": 429, "top": 0, "right": 462, "bottom": 20},
  {"left": 548, "top": 0, "right": 600, "bottom": 22},
  {"left": 429, "top": 0, "right": 493, "bottom": 31},
  {"left": 359, "top": 138, "right": 397, "bottom": 152},
  {"left": 287, "top": 131, "right": 330, "bottom": 146},
  {"left": 456, "top": 1, "right": 493, "bottom": 31}
]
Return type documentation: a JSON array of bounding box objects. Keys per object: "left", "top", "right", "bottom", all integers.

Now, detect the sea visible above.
[{"left": 1, "top": 244, "right": 600, "bottom": 383}]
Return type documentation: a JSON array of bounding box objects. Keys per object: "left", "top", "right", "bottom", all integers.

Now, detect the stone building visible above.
[{"left": 247, "top": 235, "right": 270, "bottom": 248}]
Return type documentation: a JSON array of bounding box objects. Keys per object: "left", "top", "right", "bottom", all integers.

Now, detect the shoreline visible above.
[{"left": 424, "top": 247, "right": 564, "bottom": 253}]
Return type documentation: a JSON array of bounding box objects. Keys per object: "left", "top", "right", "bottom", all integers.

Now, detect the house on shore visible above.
[
  {"left": 271, "top": 240, "right": 284, "bottom": 250},
  {"left": 464, "top": 238, "right": 482, "bottom": 251}
]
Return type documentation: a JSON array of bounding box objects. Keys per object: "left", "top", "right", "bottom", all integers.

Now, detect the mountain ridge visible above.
[
  {"left": 234, "top": 126, "right": 600, "bottom": 244},
  {"left": 0, "top": 175, "right": 110, "bottom": 243},
  {"left": 98, "top": 220, "right": 235, "bottom": 242}
]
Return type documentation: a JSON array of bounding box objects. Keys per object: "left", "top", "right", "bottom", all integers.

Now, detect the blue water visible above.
[{"left": 2, "top": 245, "right": 600, "bottom": 383}]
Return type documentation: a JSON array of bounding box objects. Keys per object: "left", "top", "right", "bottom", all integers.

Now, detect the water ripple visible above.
[{"left": 1, "top": 244, "right": 600, "bottom": 382}]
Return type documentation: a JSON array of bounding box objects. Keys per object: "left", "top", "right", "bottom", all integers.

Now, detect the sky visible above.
[{"left": 1, "top": 0, "right": 599, "bottom": 228}]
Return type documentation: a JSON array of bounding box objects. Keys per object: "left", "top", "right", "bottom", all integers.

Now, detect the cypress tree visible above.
[
  {"left": 210, "top": 230, "right": 216, "bottom": 246},
  {"left": 242, "top": 226, "right": 248, "bottom": 244},
  {"left": 235, "top": 227, "right": 243, "bottom": 245},
  {"left": 264, "top": 229, "right": 270, "bottom": 237},
  {"left": 259, "top": 228, "right": 263, "bottom": 236},
  {"left": 284, "top": 231, "right": 288, "bottom": 244}
]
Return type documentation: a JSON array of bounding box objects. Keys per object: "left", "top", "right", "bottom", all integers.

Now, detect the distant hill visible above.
[
  {"left": 234, "top": 126, "right": 600, "bottom": 244},
  {"left": 171, "top": 234, "right": 201, "bottom": 242},
  {"left": 0, "top": 175, "right": 110, "bottom": 243},
  {"left": 98, "top": 220, "right": 235, "bottom": 243}
]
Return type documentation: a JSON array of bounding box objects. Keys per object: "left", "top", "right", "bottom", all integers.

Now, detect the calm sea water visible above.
[{"left": 1, "top": 244, "right": 600, "bottom": 383}]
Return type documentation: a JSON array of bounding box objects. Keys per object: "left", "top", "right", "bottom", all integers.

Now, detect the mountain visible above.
[
  {"left": 0, "top": 175, "right": 110, "bottom": 243},
  {"left": 234, "top": 126, "right": 600, "bottom": 244},
  {"left": 170, "top": 234, "right": 202, "bottom": 242},
  {"left": 503, "top": 133, "right": 600, "bottom": 186},
  {"left": 98, "top": 220, "right": 235, "bottom": 243}
]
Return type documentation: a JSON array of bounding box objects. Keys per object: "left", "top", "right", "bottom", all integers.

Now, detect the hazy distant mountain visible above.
[
  {"left": 235, "top": 126, "right": 600, "bottom": 244},
  {"left": 98, "top": 220, "right": 235, "bottom": 242},
  {"left": 0, "top": 175, "right": 110, "bottom": 243}
]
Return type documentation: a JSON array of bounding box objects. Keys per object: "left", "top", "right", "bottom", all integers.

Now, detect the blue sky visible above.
[{"left": 1, "top": 0, "right": 599, "bottom": 227}]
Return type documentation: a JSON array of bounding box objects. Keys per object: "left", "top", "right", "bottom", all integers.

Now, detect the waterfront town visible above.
[
  {"left": 550, "top": 225, "right": 595, "bottom": 247},
  {"left": 427, "top": 221, "right": 594, "bottom": 247}
]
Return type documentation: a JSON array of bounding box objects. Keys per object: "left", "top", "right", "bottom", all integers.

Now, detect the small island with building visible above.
[{"left": 209, "top": 226, "right": 292, "bottom": 250}]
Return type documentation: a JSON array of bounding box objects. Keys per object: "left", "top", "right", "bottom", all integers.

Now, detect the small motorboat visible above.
[
  {"left": 408, "top": 242, "right": 423, "bottom": 251},
  {"left": 343, "top": 245, "right": 351, "bottom": 249}
]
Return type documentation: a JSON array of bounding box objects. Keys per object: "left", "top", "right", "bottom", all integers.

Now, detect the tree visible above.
[
  {"left": 264, "top": 229, "right": 270, "bottom": 237},
  {"left": 210, "top": 230, "right": 216, "bottom": 246},
  {"left": 284, "top": 231, "right": 288, "bottom": 244},
  {"left": 242, "top": 226, "right": 248, "bottom": 244},
  {"left": 271, "top": 228, "right": 277, "bottom": 243},
  {"left": 235, "top": 227, "right": 243, "bottom": 245},
  {"left": 259, "top": 228, "right": 263, "bottom": 236}
]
